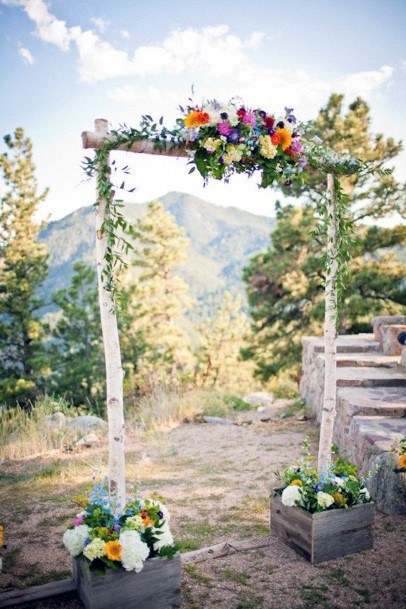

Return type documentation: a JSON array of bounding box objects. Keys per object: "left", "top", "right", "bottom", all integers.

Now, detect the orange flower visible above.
[
  {"left": 142, "top": 517, "right": 155, "bottom": 528},
  {"left": 105, "top": 540, "right": 122, "bottom": 561},
  {"left": 184, "top": 111, "right": 210, "bottom": 129},
  {"left": 398, "top": 454, "right": 406, "bottom": 469},
  {"left": 332, "top": 492, "right": 344, "bottom": 506},
  {"left": 290, "top": 479, "right": 303, "bottom": 486},
  {"left": 271, "top": 133, "right": 281, "bottom": 146},
  {"left": 275, "top": 128, "right": 292, "bottom": 151}
]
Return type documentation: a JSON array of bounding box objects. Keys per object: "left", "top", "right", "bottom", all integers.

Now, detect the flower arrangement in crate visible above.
[
  {"left": 274, "top": 441, "right": 372, "bottom": 513},
  {"left": 63, "top": 481, "right": 177, "bottom": 573}
]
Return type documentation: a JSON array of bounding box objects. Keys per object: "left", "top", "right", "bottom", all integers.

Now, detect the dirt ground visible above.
[{"left": 1, "top": 402, "right": 405, "bottom": 609}]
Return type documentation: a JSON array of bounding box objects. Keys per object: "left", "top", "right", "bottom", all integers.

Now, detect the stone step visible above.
[
  {"left": 334, "top": 387, "right": 406, "bottom": 451},
  {"left": 333, "top": 353, "right": 399, "bottom": 368},
  {"left": 372, "top": 315, "right": 406, "bottom": 343},
  {"left": 336, "top": 366, "right": 406, "bottom": 388},
  {"left": 302, "top": 334, "right": 380, "bottom": 355},
  {"left": 346, "top": 416, "right": 406, "bottom": 514}
]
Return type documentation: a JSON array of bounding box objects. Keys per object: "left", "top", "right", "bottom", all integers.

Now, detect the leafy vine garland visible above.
[{"left": 82, "top": 100, "right": 389, "bottom": 317}]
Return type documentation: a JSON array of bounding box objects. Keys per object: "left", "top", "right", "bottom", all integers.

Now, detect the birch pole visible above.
[
  {"left": 317, "top": 173, "right": 338, "bottom": 476},
  {"left": 93, "top": 118, "right": 126, "bottom": 509}
]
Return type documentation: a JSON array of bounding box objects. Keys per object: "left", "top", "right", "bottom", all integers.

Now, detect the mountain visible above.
[{"left": 39, "top": 192, "right": 275, "bottom": 320}]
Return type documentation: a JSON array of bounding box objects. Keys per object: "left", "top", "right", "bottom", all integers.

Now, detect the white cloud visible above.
[
  {"left": 120, "top": 29, "right": 130, "bottom": 39},
  {"left": 244, "top": 31, "right": 265, "bottom": 48},
  {"left": 339, "top": 65, "right": 393, "bottom": 99},
  {"left": 19, "top": 46, "right": 35, "bottom": 64},
  {"left": 90, "top": 17, "right": 109, "bottom": 33}
]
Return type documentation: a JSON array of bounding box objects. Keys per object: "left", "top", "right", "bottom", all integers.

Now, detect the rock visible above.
[
  {"left": 257, "top": 406, "right": 265, "bottom": 413},
  {"left": 44, "top": 412, "right": 66, "bottom": 428},
  {"left": 243, "top": 392, "right": 274, "bottom": 408},
  {"left": 380, "top": 324, "right": 406, "bottom": 356},
  {"left": 75, "top": 432, "right": 100, "bottom": 448},
  {"left": 65, "top": 415, "right": 107, "bottom": 432},
  {"left": 203, "top": 416, "right": 234, "bottom": 425}
]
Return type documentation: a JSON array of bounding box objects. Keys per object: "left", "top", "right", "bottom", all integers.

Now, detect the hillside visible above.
[{"left": 39, "top": 192, "right": 275, "bottom": 319}]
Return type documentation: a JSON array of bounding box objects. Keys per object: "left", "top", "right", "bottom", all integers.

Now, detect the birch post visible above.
[
  {"left": 93, "top": 118, "right": 126, "bottom": 509},
  {"left": 317, "top": 173, "right": 337, "bottom": 475}
]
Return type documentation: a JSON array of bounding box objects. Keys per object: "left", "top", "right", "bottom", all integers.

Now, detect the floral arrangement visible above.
[
  {"left": 393, "top": 437, "right": 406, "bottom": 472},
  {"left": 180, "top": 99, "right": 309, "bottom": 189},
  {"left": 63, "top": 482, "right": 177, "bottom": 573},
  {"left": 275, "top": 444, "right": 372, "bottom": 513}
]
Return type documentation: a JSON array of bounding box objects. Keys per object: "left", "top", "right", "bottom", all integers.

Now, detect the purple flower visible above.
[
  {"left": 227, "top": 129, "right": 240, "bottom": 144},
  {"left": 298, "top": 156, "right": 308, "bottom": 169},
  {"left": 158, "top": 511, "right": 164, "bottom": 519},
  {"left": 72, "top": 516, "right": 85, "bottom": 527},
  {"left": 218, "top": 122, "right": 232, "bottom": 136},
  {"left": 268, "top": 128, "right": 275, "bottom": 136},
  {"left": 220, "top": 112, "right": 228, "bottom": 119},
  {"left": 218, "top": 156, "right": 224, "bottom": 164},
  {"left": 243, "top": 112, "right": 256, "bottom": 127},
  {"left": 258, "top": 110, "right": 266, "bottom": 118},
  {"left": 113, "top": 524, "right": 122, "bottom": 532},
  {"left": 284, "top": 179, "right": 292, "bottom": 187},
  {"left": 290, "top": 140, "right": 302, "bottom": 154}
]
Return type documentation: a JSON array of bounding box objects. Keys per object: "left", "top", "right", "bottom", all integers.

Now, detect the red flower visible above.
[
  {"left": 284, "top": 147, "right": 293, "bottom": 156},
  {"left": 264, "top": 117, "right": 275, "bottom": 128},
  {"left": 271, "top": 133, "right": 281, "bottom": 145},
  {"left": 237, "top": 108, "right": 246, "bottom": 117}
]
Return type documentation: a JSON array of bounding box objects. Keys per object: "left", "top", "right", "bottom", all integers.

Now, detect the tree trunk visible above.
[
  {"left": 94, "top": 119, "right": 126, "bottom": 510},
  {"left": 317, "top": 173, "right": 337, "bottom": 476}
]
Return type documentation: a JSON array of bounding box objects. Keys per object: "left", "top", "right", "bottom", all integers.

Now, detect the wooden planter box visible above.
[
  {"left": 270, "top": 495, "right": 374, "bottom": 563},
  {"left": 73, "top": 555, "right": 181, "bottom": 609}
]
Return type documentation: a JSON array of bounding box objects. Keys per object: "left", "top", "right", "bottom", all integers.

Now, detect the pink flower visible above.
[
  {"left": 218, "top": 121, "right": 232, "bottom": 136},
  {"left": 290, "top": 140, "right": 302, "bottom": 154},
  {"left": 243, "top": 113, "right": 256, "bottom": 127},
  {"left": 72, "top": 516, "right": 85, "bottom": 527}
]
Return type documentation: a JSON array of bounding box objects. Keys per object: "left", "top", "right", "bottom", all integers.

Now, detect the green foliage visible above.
[
  {"left": 47, "top": 262, "right": 105, "bottom": 409},
  {"left": 194, "top": 292, "right": 255, "bottom": 392},
  {"left": 121, "top": 201, "right": 193, "bottom": 390},
  {"left": 243, "top": 95, "right": 406, "bottom": 383},
  {"left": 0, "top": 128, "right": 49, "bottom": 406}
]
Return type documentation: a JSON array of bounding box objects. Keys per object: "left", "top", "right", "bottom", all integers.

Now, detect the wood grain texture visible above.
[
  {"left": 0, "top": 578, "right": 76, "bottom": 607},
  {"left": 270, "top": 495, "right": 374, "bottom": 564},
  {"left": 73, "top": 555, "right": 181, "bottom": 609}
]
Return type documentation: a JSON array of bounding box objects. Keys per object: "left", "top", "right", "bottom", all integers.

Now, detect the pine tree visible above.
[
  {"left": 244, "top": 95, "right": 406, "bottom": 383},
  {"left": 0, "top": 128, "right": 49, "bottom": 406},
  {"left": 195, "top": 292, "right": 255, "bottom": 392},
  {"left": 48, "top": 262, "right": 104, "bottom": 408},
  {"left": 121, "top": 201, "right": 193, "bottom": 389}
]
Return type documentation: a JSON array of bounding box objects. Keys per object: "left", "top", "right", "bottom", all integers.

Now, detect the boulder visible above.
[
  {"left": 243, "top": 392, "right": 274, "bottom": 408},
  {"left": 43, "top": 412, "right": 66, "bottom": 428},
  {"left": 65, "top": 415, "right": 107, "bottom": 432},
  {"left": 75, "top": 432, "right": 101, "bottom": 448}
]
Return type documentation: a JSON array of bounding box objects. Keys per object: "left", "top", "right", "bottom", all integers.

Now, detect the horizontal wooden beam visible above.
[
  {"left": 0, "top": 578, "right": 76, "bottom": 607},
  {"left": 82, "top": 118, "right": 188, "bottom": 157}
]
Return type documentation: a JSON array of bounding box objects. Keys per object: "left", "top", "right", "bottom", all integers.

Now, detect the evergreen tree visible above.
[
  {"left": 195, "top": 292, "right": 255, "bottom": 392},
  {"left": 121, "top": 201, "right": 193, "bottom": 389},
  {"left": 244, "top": 95, "right": 406, "bottom": 382},
  {"left": 48, "top": 262, "right": 104, "bottom": 408},
  {"left": 0, "top": 128, "right": 49, "bottom": 406}
]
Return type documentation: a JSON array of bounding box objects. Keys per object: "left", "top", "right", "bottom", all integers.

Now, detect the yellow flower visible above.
[
  {"left": 105, "top": 540, "right": 123, "bottom": 561},
  {"left": 290, "top": 479, "right": 303, "bottom": 486},
  {"left": 258, "top": 135, "right": 277, "bottom": 159},
  {"left": 142, "top": 517, "right": 155, "bottom": 528},
  {"left": 184, "top": 111, "right": 210, "bottom": 129},
  {"left": 332, "top": 492, "right": 344, "bottom": 506},
  {"left": 275, "top": 128, "right": 292, "bottom": 151},
  {"left": 398, "top": 454, "right": 406, "bottom": 469}
]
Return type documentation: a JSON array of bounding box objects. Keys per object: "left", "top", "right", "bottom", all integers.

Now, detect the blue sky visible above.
[{"left": 1, "top": 0, "right": 405, "bottom": 221}]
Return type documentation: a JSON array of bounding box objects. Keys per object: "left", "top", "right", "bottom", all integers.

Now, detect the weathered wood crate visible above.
[
  {"left": 270, "top": 495, "right": 374, "bottom": 563},
  {"left": 73, "top": 555, "right": 181, "bottom": 609}
]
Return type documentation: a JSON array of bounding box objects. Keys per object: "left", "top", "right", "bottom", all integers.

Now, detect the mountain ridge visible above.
[{"left": 39, "top": 191, "right": 275, "bottom": 319}]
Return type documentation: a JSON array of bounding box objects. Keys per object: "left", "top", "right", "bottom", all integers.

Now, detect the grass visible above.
[
  {"left": 184, "top": 564, "right": 213, "bottom": 586},
  {"left": 220, "top": 568, "right": 251, "bottom": 586}
]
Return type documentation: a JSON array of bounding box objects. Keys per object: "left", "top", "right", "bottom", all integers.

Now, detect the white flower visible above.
[
  {"left": 152, "top": 521, "right": 174, "bottom": 551},
  {"left": 281, "top": 485, "right": 302, "bottom": 507},
  {"left": 274, "top": 116, "right": 295, "bottom": 133},
  {"left": 317, "top": 491, "right": 334, "bottom": 509},
  {"left": 83, "top": 537, "right": 105, "bottom": 561},
  {"left": 119, "top": 529, "right": 149, "bottom": 572},
  {"left": 359, "top": 487, "right": 370, "bottom": 500},
  {"left": 333, "top": 476, "right": 345, "bottom": 487},
  {"left": 62, "top": 524, "right": 91, "bottom": 556},
  {"left": 148, "top": 500, "right": 170, "bottom": 523}
]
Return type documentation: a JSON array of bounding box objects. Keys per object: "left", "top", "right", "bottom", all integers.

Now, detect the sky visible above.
[{"left": 1, "top": 0, "right": 406, "bottom": 222}]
